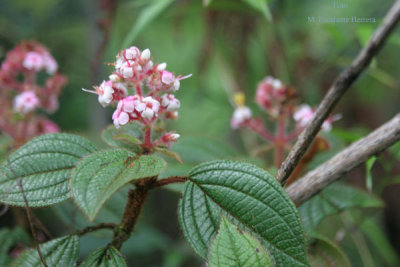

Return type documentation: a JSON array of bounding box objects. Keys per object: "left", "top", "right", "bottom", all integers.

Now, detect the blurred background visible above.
[{"left": 0, "top": 0, "right": 399, "bottom": 266}]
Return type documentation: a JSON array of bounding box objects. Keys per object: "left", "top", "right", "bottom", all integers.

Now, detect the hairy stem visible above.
[
  {"left": 277, "top": 0, "right": 400, "bottom": 185},
  {"left": 110, "top": 178, "right": 155, "bottom": 250}
]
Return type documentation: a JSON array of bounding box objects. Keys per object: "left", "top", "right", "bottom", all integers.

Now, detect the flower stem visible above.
[{"left": 275, "top": 111, "right": 286, "bottom": 168}]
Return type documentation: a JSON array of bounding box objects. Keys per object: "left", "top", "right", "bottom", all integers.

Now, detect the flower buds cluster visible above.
[
  {"left": 255, "top": 76, "right": 288, "bottom": 117},
  {"left": 0, "top": 41, "right": 67, "bottom": 146},
  {"left": 87, "top": 46, "right": 190, "bottom": 149}
]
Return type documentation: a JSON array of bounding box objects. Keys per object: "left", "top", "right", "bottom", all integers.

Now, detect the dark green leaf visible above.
[
  {"left": 0, "top": 133, "right": 97, "bottom": 207},
  {"left": 209, "top": 217, "right": 273, "bottom": 267},
  {"left": 81, "top": 246, "right": 127, "bottom": 267},
  {"left": 71, "top": 149, "right": 166, "bottom": 221},
  {"left": 307, "top": 235, "right": 351, "bottom": 267},
  {"left": 10, "top": 235, "right": 79, "bottom": 267},
  {"left": 102, "top": 123, "right": 143, "bottom": 154},
  {"left": 178, "top": 160, "right": 308, "bottom": 266},
  {"left": 298, "top": 183, "right": 383, "bottom": 234}
]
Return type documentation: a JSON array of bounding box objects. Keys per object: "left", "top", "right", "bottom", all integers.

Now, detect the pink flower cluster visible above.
[
  {"left": 231, "top": 76, "right": 340, "bottom": 133},
  {"left": 87, "top": 46, "right": 190, "bottom": 150},
  {"left": 294, "top": 104, "right": 341, "bottom": 131},
  {"left": 0, "top": 41, "right": 67, "bottom": 146}
]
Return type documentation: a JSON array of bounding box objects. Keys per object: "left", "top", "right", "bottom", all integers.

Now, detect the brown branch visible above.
[
  {"left": 110, "top": 178, "right": 154, "bottom": 250},
  {"left": 75, "top": 222, "right": 117, "bottom": 236},
  {"left": 277, "top": 0, "right": 400, "bottom": 185},
  {"left": 286, "top": 113, "right": 400, "bottom": 206}
]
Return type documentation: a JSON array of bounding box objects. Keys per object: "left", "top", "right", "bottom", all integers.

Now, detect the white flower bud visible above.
[
  {"left": 157, "top": 62, "right": 167, "bottom": 71},
  {"left": 141, "top": 49, "right": 151, "bottom": 61}
]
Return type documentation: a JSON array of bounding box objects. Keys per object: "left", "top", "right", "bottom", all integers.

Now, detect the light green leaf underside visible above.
[
  {"left": 10, "top": 235, "right": 79, "bottom": 267},
  {"left": 298, "top": 183, "right": 383, "bottom": 234},
  {"left": 102, "top": 123, "right": 144, "bottom": 154},
  {"left": 0, "top": 133, "right": 97, "bottom": 207},
  {"left": 71, "top": 149, "right": 166, "bottom": 221},
  {"left": 209, "top": 217, "right": 273, "bottom": 267},
  {"left": 0, "top": 227, "right": 30, "bottom": 266},
  {"left": 307, "top": 235, "right": 351, "bottom": 267},
  {"left": 178, "top": 160, "right": 309, "bottom": 267},
  {"left": 80, "top": 246, "right": 127, "bottom": 267}
]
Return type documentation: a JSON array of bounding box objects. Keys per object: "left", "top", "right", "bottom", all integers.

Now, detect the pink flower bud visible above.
[
  {"left": 23, "top": 52, "right": 44, "bottom": 72},
  {"left": 13, "top": 91, "right": 40, "bottom": 114}
]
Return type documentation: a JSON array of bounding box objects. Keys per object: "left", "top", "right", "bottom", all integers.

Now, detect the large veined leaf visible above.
[
  {"left": 0, "top": 133, "right": 97, "bottom": 207},
  {"left": 81, "top": 246, "right": 127, "bottom": 267},
  {"left": 178, "top": 160, "right": 309, "bottom": 267},
  {"left": 10, "top": 235, "right": 79, "bottom": 267},
  {"left": 209, "top": 217, "right": 273, "bottom": 267},
  {"left": 307, "top": 235, "right": 351, "bottom": 267},
  {"left": 71, "top": 149, "right": 166, "bottom": 221},
  {"left": 0, "top": 227, "right": 30, "bottom": 265},
  {"left": 298, "top": 183, "right": 383, "bottom": 234}
]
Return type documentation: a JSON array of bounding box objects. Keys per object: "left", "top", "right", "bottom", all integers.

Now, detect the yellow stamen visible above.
[{"left": 234, "top": 92, "right": 245, "bottom": 107}]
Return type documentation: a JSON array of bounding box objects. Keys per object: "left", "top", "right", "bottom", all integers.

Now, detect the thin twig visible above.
[
  {"left": 277, "top": 0, "right": 400, "bottom": 185},
  {"left": 150, "top": 176, "right": 188, "bottom": 189},
  {"left": 75, "top": 223, "right": 117, "bottom": 236},
  {"left": 286, "top": 113, "right": 400, "bottom": 206},
  {"left": 7, "top": 158, "right": 48, "bottom": 267}
]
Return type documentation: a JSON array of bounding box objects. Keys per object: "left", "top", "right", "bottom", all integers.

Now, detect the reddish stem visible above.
[
  {"left": 151, "top": 176, "right": 188, "bottom": 188},
  {"left": 244, "top": 119, "right": 275, "bottom": 142},
  {"left": 284, "top": 128, "right": 303, "bottom": 142},
  {"left": 136, "top": 84, "right": 142, "bottom": 96},
  {"left": 275, "top": 112, "right": 286, "bottom": 168},
  {"left": 144, "top": 127, "right": 152, "bottom": 148}
]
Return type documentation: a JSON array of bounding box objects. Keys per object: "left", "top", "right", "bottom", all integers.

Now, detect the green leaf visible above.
[
  {"left": 10, "top": 235, "right": 79, "bottom": 267},
  {"left": 155, "top": 147, "right": 183, "bottom": 164},
  {"left": 366, "top": 156, "right": 377, "bottom": 192},
  {"left": 307, "top": 235, "right": 351, "bottom": 267},
  {"left": 102, "top": 123, "right": 143, "bottom": 154},
  {"left": 209, "top": 217, "right": 273, "bottom": 267},
  {"left": 81, "top": 246, "right": 127, "bottom": 267},
  {"left": 121, "top": 0, "right": 175, "bottom": 49},
  {"left": 0, "top": 133, "right": 97, "bottom": 207},
  {"left": 71, "top": 149, "right": 166, "bottom": 221},
  {"left": 178, "top": 160, "right": 308, "bottom": 267},
  {"left": 298, "top": 183, "right": 383, "bottom": 235},
  {"left": 242, "top": 0, "right": 272, "bottom": 21},
  {"left": 0, "top": 227, "right": 30, "bottom": 265},
  {"left": 359, "top": 217, "right": 399, "bottom": 266},
  {"left": 203, "top": 0, "right": 212, "bottom": 7}
]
